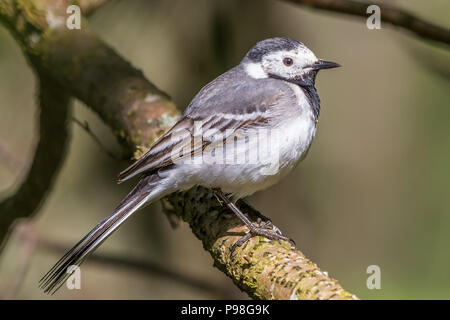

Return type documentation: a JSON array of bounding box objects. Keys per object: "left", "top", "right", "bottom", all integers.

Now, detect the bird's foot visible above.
[
  {"left": 230, "top": 220, "right": 295, "bottom": 256},
  {"left": 211, "top": 189, "right": 295, "bottom": 256},
  {"left": 255, "top": 217, "right": 283, "bottom": 236}
]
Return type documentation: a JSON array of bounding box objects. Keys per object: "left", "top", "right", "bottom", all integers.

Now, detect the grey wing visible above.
[
  {"left": 118, "top": 71, "right": 294, "bottom": 182},
  {"left": 118, "top": 116, "right": 198, "bottom": 182},
  {"left": 184, "top": 65, "right": 285, "bottom": 117}
]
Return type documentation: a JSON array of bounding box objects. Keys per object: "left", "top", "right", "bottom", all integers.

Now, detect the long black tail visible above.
[{"left": 39, "top": 174, "right": 161, "bottom": 294}]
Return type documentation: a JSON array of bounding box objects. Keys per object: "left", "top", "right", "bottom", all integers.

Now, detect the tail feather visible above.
[{"left": 39, "top": 175, "right": 160, "bottom": 294}]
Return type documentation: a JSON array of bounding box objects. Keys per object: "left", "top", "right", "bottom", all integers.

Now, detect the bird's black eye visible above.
[{"left": 283, "top": 57, "right": 293, "bottom": 66}]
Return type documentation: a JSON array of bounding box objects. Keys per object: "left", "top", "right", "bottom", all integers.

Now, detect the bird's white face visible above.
[
  {"left": 244, "top": 46, "right": 319, "bottom": 86},
  {"left": 260, "top": 46, "right": 318, "bottom": 81},
  {"left": 244, "top": 40, "right": 339, "bottom": 86}
]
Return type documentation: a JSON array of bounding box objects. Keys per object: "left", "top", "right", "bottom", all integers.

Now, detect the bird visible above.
[{"left": 39, "top": 37, "right": 340, "bottom": 293}]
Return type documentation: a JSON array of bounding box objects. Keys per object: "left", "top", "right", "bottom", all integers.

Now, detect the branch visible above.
[
  {"left": 281, "top": 0, "right": 450, "bottom": 46},
  {"left": 0, "top": 76, "right": 72, "bottom": 250},
  {"left": 0, "top": 0, "right": 357, "bottom": 299},
  {"left": 0, "top": 0, "right": 113, "bottom": 251},
  {"left": 163, "top": 188, "right": 357, "bottom": 299}
]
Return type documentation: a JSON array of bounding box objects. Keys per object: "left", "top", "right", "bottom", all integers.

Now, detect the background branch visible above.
[
  {"left": 38, "top": 236, "right": 226, "bottom": 298},
  {"left": 0, "top": 76, "right": 72, "bottom": 251},
  {"left": 2, "top": 220, "right": 225, "bottom": 298},
  {"left": 0, "top": 0, "right": 357, "bottom": 299},
  {"left": 282, "top": 0, "right": 450, "bottom": 46}
]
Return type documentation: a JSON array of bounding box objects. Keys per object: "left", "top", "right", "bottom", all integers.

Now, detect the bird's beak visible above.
[{"left": 312, "top": 59, "right": 341, "bottom": 70}]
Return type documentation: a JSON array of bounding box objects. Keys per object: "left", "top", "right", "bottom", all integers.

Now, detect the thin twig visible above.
[{"left": 71, "top": 117, "right": 121, "bottom": 161}]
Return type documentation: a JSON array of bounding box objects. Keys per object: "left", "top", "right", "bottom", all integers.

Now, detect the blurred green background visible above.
[{"left": 0, "top": 0, "right": 449, "bottom": 299}]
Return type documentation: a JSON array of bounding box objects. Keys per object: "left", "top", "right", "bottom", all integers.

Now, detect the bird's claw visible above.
[
  {"left": 229, "top": 222, "right": 295, "bottom": 257},
  {"left": 256, "top": 218, "right": 283, "bottom": 236}
]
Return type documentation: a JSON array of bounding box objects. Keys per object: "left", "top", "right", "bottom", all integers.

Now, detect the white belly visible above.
[
  {"left": 235, "top": 112, "right": 316, "bottom": 198},
  {"left": 167, "top": 83, "right": 317, "bottom": 200},
  {"left": 168, "top": 112, "right": 316, "bottom": 200}
]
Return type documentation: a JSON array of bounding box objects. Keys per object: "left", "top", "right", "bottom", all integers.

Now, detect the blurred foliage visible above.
[{"left": 0, "top": 0, "right": 449, "bottom": 299}]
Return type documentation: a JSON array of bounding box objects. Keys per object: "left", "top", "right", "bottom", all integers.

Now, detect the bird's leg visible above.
[
  {"left": 240, "top": 198, "right": 283, "bottom": 236},
  {"left": 213, "top": 192, "right": 224, "bottom": 206},
  {"left": 212, "top": 189, "right": 294, "bottom": 254}
]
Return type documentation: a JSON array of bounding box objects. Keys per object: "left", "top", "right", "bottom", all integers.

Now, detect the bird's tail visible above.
[{"left": 39, "top": 174, "right": 163, "bottom": 294}]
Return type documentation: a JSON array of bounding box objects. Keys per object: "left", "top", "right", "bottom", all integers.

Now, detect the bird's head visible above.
[{"left": 242, "top": 37, "right": 340, "bottom": 87}]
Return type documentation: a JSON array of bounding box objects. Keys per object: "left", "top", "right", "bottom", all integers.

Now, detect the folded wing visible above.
[{"left": 118, "top": 76, "right": 290, "bottom": 183}]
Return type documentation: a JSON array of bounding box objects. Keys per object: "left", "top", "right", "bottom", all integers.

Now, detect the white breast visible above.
[
  {"left": 219, "top": 82, "right": 316, "bottom": 199},
  {"left": 167, "top": 82, "right": 317, "bottom": 200},
  {"left": 278, "top": 83, "right": 317, "bottom": 169}
]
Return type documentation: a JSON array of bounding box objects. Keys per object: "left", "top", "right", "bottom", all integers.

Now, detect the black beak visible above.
[{"left": 312, "top": 59, "right": 341, "bottom": 70}]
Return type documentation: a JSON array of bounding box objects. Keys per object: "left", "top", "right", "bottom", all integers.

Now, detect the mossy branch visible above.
[
  {"left": 163, "top": 188, "right": 357, "bottom": 300},
  {"left": 0, "top": 0, "right": 357, "bottom": 299}
]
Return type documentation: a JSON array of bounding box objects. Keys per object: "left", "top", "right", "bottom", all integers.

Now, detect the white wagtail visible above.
[{"left": 40, "top": 37, "right": 339, "bottom": 293}]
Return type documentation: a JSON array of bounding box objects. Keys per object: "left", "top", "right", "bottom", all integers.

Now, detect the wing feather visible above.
[
  {"left": 118, "top": 114, "right": 268, "bottom": 183},
  {"left": 118, "top": 70, "right": 290, "bottom": 183}
]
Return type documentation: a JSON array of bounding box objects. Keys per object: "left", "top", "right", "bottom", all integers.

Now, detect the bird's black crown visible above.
[{"left": 245, "top": 37, "right": 301, "bottom": 62}]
